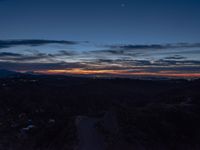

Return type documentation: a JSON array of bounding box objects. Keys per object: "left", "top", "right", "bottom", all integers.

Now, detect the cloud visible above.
[
  {"left": 93, "top": 58, "right": 200, "bottom": 69},
  {"left": 153, "top": 59, "right": 200, "bottom": 66},
  {"left": 0, "top": 57, "right": 200, "bottom": 78},
  {"left": 58, "top": 50, "right": 76, "bottom": 56},
  {"left": 87, "top": 43, "right": 200, "bottom": 65},
  {"left": 0, "top": 52, "right": 22, "bottom": 57},
  {"left": 109, "top": 44, "right": 165, "bottom": 50},
  {"left": 0, "top": 50, "right": 79, "bottom": 63},
  {"left": 0, "top": 39, "right": 79, "bottom": 49},
  {"left": 93, "top": 50, "right": 126, "bottom": 55},
  {"left": 164, "top": 55, "right": 186, "bottom": 60},
  {"left": 108, "top": 43, "right": 200, "bottom": 50},
  {"left": 0, "top": 40, "right": 199, "bottom": 78},
  {"left": 0, "top": 52, "right": 50, "bottom": 62},
  {"left": 0, "top": 62, "right": 86, "bottom": 71}
]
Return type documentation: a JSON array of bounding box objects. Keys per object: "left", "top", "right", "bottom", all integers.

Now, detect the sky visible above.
[{"left": 0, "top": 0, "right": 200, "bottom": 78}]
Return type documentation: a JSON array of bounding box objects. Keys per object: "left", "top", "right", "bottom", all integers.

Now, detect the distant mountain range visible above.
[{"left": 0, "top": 69, "right": 21, "bottom": 78}]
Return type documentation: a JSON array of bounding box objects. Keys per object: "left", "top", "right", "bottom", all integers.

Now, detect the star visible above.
[{"left": 121, "top": 3, "right": 126, "bottom": 7}]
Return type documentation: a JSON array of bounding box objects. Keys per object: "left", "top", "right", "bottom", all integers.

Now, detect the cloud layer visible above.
[
  {"left": 0, "top": 39, "right": 78, "bottom": 49},
  {"left": 0, "top": 40, "right": 200, "bottom": 78}
]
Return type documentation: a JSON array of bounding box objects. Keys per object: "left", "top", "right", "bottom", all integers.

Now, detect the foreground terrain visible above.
[{"left": 0, "top": 75, "right": 200, "bottom": 150}]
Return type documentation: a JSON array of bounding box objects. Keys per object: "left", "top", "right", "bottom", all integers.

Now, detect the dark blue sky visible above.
[{"left": 0, "top": 0, "right": 200, "bottom": 44}]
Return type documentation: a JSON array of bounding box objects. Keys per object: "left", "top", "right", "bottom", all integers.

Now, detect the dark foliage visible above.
[{"left": 0, "top": 75, "right": 200, "bottom": 149}]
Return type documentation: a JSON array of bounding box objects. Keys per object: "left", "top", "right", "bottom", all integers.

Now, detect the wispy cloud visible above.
[
  {"left": 107, "top": 43, "right": 200, "bottom": 50},
  {"left": 0, "top": 39, "right": 79, "bottom": 49},
  {"left": 0, "top": 40, "right": 200, "bottom": 78},
  {"left": 0, "top": 52, "right": 22, "bottom": 57}
]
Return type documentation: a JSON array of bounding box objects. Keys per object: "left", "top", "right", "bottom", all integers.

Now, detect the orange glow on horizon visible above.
[
  {"left": 36, "top": 69, "right": 129, "bottom": 75},
  {"left": 34, "top": 68, "right": 200, "bottom": 78}
]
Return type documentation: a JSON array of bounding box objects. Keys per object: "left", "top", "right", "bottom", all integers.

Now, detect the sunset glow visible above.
[
  {"left": 35, "top": 69, "right": 200, "bottom": 78},
  {"left": 0, "top": 40, "right": 199, "bottom": 79}
]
